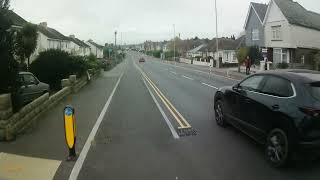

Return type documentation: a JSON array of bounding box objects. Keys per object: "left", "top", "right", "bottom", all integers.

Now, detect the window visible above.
[
  {"left": 252, "top": 29, "right": 259, "bottom": 40},
  {"left": 282, "top": 49, "right": 288, "bottom": 63},
  {"left": 272, "top": 26, "right": 281, "bottom": 40},
  {"left": 260, "top": 76, "right": 293, "bottom": 97},
  {"left": 309, "top": 82, "right": 320, "bottom": 101},
  {"left": 23, "top": 74, "right": 37, "bottom": 85},
  {"left": 239, "top": 75, "right": 264, "bottom": 92}
]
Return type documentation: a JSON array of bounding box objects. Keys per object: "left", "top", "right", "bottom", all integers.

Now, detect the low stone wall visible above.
[
  {"left": 0, "top": 70, "right": 101, "bottom": 141},
  {"left": 180, "top": 58, "right": 192, "bottom": 64}
]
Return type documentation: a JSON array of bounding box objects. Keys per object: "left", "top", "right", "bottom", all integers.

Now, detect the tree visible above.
[
  {"left": 0, "top": 0, "right": 19, "bottom": 93},
  {"left": 15, "top": 23, "right": 38, "bottom": 70},
  {"left": 248, "top": 46, "right": 263, "bottom": 65},
  {"left": 236, "top": 47, "right": 249, "bottom": 72}
]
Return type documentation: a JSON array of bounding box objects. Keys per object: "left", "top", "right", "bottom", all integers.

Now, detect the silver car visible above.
[{"left": 18, "top": 72, "right": 50, "bottom": 105}]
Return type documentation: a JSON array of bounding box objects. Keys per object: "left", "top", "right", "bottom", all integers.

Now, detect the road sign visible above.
[
  {"left": 261, "top": 48, "right": 268, "bottom": 53},
  {"left": 64, "top": 105, "right": 76, "bottom": 160}
]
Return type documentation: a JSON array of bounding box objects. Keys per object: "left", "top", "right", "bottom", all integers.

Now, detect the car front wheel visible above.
[
  {"left": 265, "top": 128, "right": 290, "bottom": 168},
  {"left": 214, "top": 100, "right": 227, "bottom": 127}
]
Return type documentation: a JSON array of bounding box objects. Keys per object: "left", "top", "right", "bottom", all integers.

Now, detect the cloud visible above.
[{"left": 11, "top": 0, "right": 320, "bottom": 44}]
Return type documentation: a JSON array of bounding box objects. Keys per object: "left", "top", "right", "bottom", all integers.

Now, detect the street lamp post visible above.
[
  {"left": 215, "top": 0, "right": 219, "bottom": 68},
  {"left": 173, "top": 24, "right": 176, "bottom": 65},
  {"left": 115, "top": 31, "right": 117, "bottom": 47}
]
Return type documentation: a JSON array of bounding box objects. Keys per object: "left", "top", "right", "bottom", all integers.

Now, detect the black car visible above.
[{"left": 214, "top": 70, "right": 320, "bottom": 167}]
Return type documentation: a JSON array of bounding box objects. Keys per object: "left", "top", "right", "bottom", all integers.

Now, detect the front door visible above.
[{"left": 231, "top": 75, "right": 265, "bottom": 131}]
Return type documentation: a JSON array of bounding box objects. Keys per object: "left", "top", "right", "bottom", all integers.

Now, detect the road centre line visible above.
[
  {"left": 143, "top": 72, "right": 187, "bottom": 128},
  {"left": 142, "top": 77, "right": 180, "bottom": 139},
  {"left": 182, "top": 75, "right": 194, "bottom": 80},
  {"left": 68, "top": 73, "right": 124, "bottom": 180},
  {"left": 135, "top": 62, "right": 191, "bottom": 129},
  {"left": 170, "top": 71, "right": 177, "bottom": 74},
  {"left": 201, "top": 82, "right": 219, "bottom": 90}
]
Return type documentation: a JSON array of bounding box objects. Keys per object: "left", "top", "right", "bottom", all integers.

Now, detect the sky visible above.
[{"left": 10, "top": 0, "right": 320, "bottom": 45}]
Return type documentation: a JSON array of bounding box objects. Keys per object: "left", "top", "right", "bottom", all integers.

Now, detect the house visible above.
[
  {"left": 208, "top": 38, "right": 239, "bottom": 64},
  {"left": 68, "top": 35, "right": 91, "bottom": 56},
  {"left": 87, "top": 40, "right": 104, "bottom": 59},
  {"left": 264, "top": 0, "right": 320, "bottom": 68},
  {"left": 244, "top": 2, "right": 268, "bottom": 47},
  {"left": 5, "top": 10, "right": 27, "bottom": 29},
  {"left": 186, "top": 44, "right": 206, "bottom": 59},
  {"left": 31, "top": 22, "right": 71, "bottom": 61}
]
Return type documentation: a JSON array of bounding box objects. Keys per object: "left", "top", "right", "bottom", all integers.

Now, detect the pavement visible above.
[{"left": 1, "top": 51, "right": 320, "bottom": 180}]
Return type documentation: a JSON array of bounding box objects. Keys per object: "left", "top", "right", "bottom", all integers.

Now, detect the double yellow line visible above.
[{"left": 137, "top": 64, "right": 191, "bottom": 129}]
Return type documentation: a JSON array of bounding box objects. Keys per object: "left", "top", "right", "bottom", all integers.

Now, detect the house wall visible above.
[
  {"left": 290, "top": 25, "right": 320, "bottom": 49},
  {"left": 87, "top": 42, "right": 103, "bottom": 59},
  {"left": 214, "top": 50, "right": 238, "bottom": 64},
  {"left": 245, "top": 8, "right": 265, "bottom": 47},
  {"left": 30, "top": 32, "right": 72, "bottom": 62},
  {"left": 264, "top": 1, "right": 294, "bottom": 49},
  {"left": 69, "top": 41, "right": 81, "bottom": 55}
]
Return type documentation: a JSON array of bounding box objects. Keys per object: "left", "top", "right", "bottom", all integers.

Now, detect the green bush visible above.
[
  {"left": 277, "top": 62, "right": 289, "bottom": 69},
  {"left": 30, "top": 49, "right": 87, "bottom": 90},
  {"left": 86, "top": 54, "right": 103, "bottom": 70}
]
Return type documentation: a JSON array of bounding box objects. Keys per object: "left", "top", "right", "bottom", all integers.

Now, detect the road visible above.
[
  {"left": 71, "top": 52, "right": 320, "bottom": 180},
  {"left": 2, "top": 51, "right": 320, "bottom": 180}
]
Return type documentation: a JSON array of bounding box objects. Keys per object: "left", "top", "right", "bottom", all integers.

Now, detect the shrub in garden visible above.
[
  {"left": 277, "top": 62, "right": 289, "bottom": 69},
  {"left": 30, "top": 49, "right": 87, "bottom": 90},
  {"left": 85, "top": 53, "right": 103, "bottom": 70}
]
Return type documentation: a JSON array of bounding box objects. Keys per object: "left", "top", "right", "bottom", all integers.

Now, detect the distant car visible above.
[
  {"left": 17, "top": 72, "right": 50, "bottom": 105},
  {"left": 214, "top": 70, "right": 320, "bottom": 167},
  {"left": 139, "top": 58, "right": 145, "bottom": 63}
]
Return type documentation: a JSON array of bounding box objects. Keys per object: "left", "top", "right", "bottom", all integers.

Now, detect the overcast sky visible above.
[{"left": 11, "top": 0, "right": 320, "bottom": 45}]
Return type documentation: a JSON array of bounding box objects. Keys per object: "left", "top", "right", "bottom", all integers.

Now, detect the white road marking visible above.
[
  {"left": 201, "top": 82, "right": 219, "bottom": 89},
  {"left": 182, "top": 75, "right": 194, "bottom": 80},
  {"left": 170, "top": 71, "right": 177, "bottom": 75},
  {"left": 142, "top": 78, "right": 180, "bottom": 139},
  {"left": 153, "top": 60, "right": 240, "bottom": 82},
  {"left": 68, "top": 73, "right": 124, "bottom": 180}
]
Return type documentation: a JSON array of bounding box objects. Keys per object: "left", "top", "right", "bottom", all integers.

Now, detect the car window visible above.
[
  {"left": 309, "top": 82, "right": 320, "bottom": 101},
  {"left": 239, "top": 75, "right": 264, "bottom": 92},
  {"left": 260, "top": 76, "right": 293, "bottom": 97},
  {"left": 23, "top": 74, "right": 37, "bottom": 85}
]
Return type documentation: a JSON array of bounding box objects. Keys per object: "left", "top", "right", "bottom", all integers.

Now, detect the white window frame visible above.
[
  {"left": 274, "top": 48, "right": 289, "bottom": 63},
  {"left": 252, "top": 29, "right": 259, "bottom": 41},
  {"left": 272, "top": 26, "right": 282, "bottom": 40}
]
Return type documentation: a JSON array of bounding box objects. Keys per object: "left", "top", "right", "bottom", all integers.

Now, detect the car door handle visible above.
[{"left": 271, "top": 104, "right": 279, "bottom": 110}]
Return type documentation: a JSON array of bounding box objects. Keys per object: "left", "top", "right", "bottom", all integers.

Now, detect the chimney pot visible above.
[{"left": 39, "top": 22, "right": 47, "bottom": 28}]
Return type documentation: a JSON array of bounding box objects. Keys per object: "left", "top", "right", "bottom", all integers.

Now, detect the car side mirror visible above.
[{"left": 232, "top": 84, "right": 240, "bottom": 91}]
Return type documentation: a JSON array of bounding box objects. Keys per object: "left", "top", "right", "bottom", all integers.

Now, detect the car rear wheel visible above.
[
  {"left": 265, "top": 128, "right": 290, "bottom": 167},
  {"left": 215, "top": 100, "right": 227, "bottom": 127}
]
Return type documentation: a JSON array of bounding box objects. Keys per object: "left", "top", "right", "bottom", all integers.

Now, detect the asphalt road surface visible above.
[
  {"left": 73, "top": 52, "right": 320, "bottom": 180},
  {"left": 2, "top": 51, "right": 320, "bottom": 180}
]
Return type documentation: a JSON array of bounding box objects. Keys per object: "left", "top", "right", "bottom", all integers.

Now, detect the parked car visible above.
[
  {"left": 139, "top": 57, "right": 145, "bottom": 63},
  {"left": 17, "top": 72, "right": 50, "bottom": 106},
  {"left": 214, "top": 70, "right": 320, "bottom": 167}
]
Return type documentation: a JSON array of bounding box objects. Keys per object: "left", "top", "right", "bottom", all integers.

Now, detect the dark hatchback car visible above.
[
  {"left": 139, "top": 57, "right": 145, "bottom": 63},
  {"left": 214, "top": 70, "right": 320, "bottom": 167},
  {"left": 17, "top": 72, "right": 50, "bottom": 105}
]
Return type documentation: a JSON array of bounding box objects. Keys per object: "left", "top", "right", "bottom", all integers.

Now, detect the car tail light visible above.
[{"left": 299, "top": 107, "right": 320, "bottom": 117}]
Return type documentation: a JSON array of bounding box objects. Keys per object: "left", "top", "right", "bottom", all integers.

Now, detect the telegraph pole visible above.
[
  {"left": 215, "top": 0, "right": 219, "bottom": 68},
  {"left": 173, "top": 24, "right": 176, "bottom": 64}
]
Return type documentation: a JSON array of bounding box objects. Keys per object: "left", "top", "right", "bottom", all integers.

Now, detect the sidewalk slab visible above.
[
  {"left": 0, "top": 152, "right": 61, "bottom": 180},
  {"left": 0, "top": 60, "right": 127, "bottom": 180}
]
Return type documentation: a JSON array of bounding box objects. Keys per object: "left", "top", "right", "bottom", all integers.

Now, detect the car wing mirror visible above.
[{"left": 232, "top": 84, "right": 240, "bottom": 91}]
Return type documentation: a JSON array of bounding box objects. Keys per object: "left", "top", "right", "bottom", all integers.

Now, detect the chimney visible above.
[
  {"left": 69, "top": 35, "right": 75, "bottom": 39},
  {"left": 39, "top": 22, "right": 47, "bottom": 28}
]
